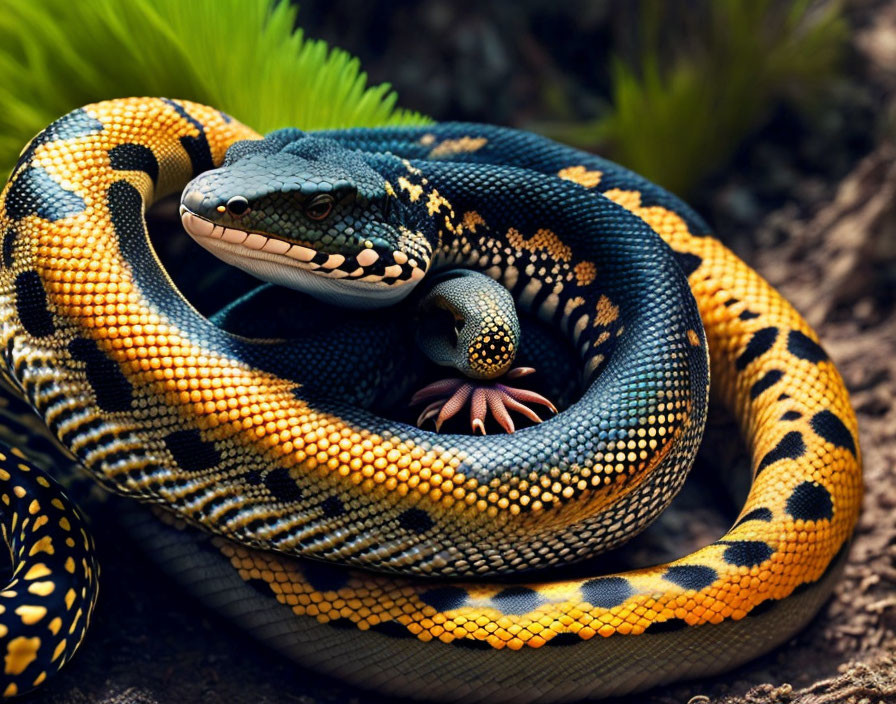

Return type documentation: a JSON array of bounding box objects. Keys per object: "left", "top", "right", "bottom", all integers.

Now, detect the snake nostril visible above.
[{"left": 226, "top": 195, "right": 250, "bottom": 217}]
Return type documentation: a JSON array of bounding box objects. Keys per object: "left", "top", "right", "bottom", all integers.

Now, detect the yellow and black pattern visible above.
[
  {"left": 0, "top": 99, "right": 861, "bottom": 701},
  {"left": 0, "top": 446, "right": 97, "bottom": 697},
  {"left": 0, "top": 98, "right": 710, "bottom": 580}
]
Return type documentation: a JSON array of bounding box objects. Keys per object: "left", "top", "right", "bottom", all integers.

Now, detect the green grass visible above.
[
  {"left": 0, "top": 0, "right": 430, "bottom": 177},
  {"left": 554, "top": 0, "right": 847, "bottom": 195}
]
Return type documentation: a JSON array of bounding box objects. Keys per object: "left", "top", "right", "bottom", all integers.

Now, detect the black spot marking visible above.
[
  {"left": 5, "top": 166, "right": 86, "bottom": 221},
  {"left": 663, "top": 565, "right": 717, "bottom": 591},
  {"left": 369, "top": 620, "right": 413, "bottom": 639},
  {"left": 786, "top": 481, "right": 834, "bottom": 521},
  {"left": 733, "top": 508, "right": 773, "bottom": 527},
  {"left": 243, "top": 577, "right": 274, "bottom": 597},
  {"left": 2, "top": 227, "right": 17, "bottom": 268},
  {"left": 327, "top": 618, "right": 356, "bottom": 630},
  {"left": 57, "top": 414, "right": 105, "bottom": 447},
  {"left": 11, "top": 108, "right": 104, "bottom": 178},
  {"left": 675, "top": 252, "right": 702, "bottom": 277},
  {"left": 163, "top": 429, "right": 220, "bottom": 472},
  {"left": 736, "top": 327, "right": 778, "bottom": 371},
  {"left": 107, "top": 181, "right": 147, "bottom": 253},
  {"left": 451, "top": 638, "right": 492, "bottom": 650},
  {"left": 263, "top": 467, "right": 302, "bottom": 503},
  {"left": 244, "top": 469, "right": 262, "bottom": 485},
  {"left": 545, "top": 632, "right": 582, "bottom": 647},
  {"left": 724, "top": 298, "right": 739, "bottom": 307},
  {"left": 580, "top": 577, "right": 633, "bottom": 608},
  {"left": 419, "top": 586, "right": 468, "bottom": 612},
  {"left": 301, "top": 560, "right": 349, "bottom": 593},
  {"left": 720, "top": 540, "right": 774, "bottom": 567},
  {"left": 756, "top": 431, "right": 806, "bottom": 475},
  {"left": 320, "top": 496, "right": 345, "bottom": 518},
  {"left": 212, "top": 506, "right": 242, "bottom": 525},
  {"left": 644, "top": 618, "right": 688, "bottom": 633},
  {"left": 14, "top": 271, "right": 55, "bottom": 337},
  {"left": 750, "top": 369, "right": 784, "bottom": 399},
  {"left": 161, "top": 99, "right": 214, "bottom": 174},
  {"left": 781, "top": 410, "right": 802, "bottom": 421},
  {"left": 241, "top": 517, "right": 269, "bottom": 534},
  {"left": 108, "top": 143, "right": 159, "bottom": 184},
  {"left": 811, "top": 410, "right": 857, "bottom": 456},
  {"left": 778, "top": 393, "right": 790, "bottom": 401},
  {"left": 492, "top": 587, "right": 544, "bottom": 615},
  {"left": 398, "top": 507, "right": 434, "bottom": 534},
  {"left": 788, "top": 330, "right": 827, "bottom": 363},
  {"left": 68, "top": 337, "right": 133, "bottom": 412},
  {"left": 739, "top": 309, "right": 760, "bottom": 320}
]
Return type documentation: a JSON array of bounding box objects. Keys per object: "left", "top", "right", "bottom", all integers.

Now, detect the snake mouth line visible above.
[{"left": 179, "top": 207, "right": 426, "bottom": 286}]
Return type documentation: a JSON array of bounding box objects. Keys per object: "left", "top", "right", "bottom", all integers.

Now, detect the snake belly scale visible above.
[{"left": 0, "top": 98, "right": 861, "bottom": 701}]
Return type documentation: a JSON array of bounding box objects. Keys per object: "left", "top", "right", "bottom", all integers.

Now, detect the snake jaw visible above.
[
  {"left": 411, "top": 369, "right": 557, "bottom": 434},
  {"left": 181, "top": 206, "right": 426, "bottom": 280},
  {"left": 180, "top": 206, "right": 428, "bottom": 308}
]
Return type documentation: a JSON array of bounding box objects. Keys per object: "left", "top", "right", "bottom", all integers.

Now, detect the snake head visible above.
[{"left": 179, "top": 130, "right": 432, "bottom": 308}]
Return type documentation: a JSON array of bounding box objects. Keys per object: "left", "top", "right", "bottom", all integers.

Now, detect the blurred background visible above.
[{"left": 2, "top": 1, "right": 895, "bottom": 702}]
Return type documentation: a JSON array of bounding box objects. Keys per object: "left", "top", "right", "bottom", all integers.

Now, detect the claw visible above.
[
  {"left": 434, "top": 383, "right": 473, "bottom": 432},
  {"left": 470, "top": 388, "right": 488, "bottom": 435},
  {"left": 501, "top": 394, "right": 542, "bottom": 425},
  {"left": 410, "top": 378, "right": 465, "bottom": 406},
  {"left": 498, "top": 385, "right": 558, "bottom": 414},
  {"left": 505, "top": 367, "right": 535, "bottom": 380},
  {"left": 486, "top": 388, "right": 516, "bottom": 434},
  {"left": 416, "top": 400, "right": 446, "bottom": 427},
  {"left": 410, "top": 367, "right": 557, "bottom": 434}
]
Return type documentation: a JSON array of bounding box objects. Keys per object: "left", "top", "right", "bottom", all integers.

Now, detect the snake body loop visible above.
[{"left": 0, "top": 99, "right": 861, "bottom": 701}]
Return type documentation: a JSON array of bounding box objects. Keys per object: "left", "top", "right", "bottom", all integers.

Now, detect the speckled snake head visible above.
[{"left": 179, "top": 129, "right": 432, "bottom": 308}]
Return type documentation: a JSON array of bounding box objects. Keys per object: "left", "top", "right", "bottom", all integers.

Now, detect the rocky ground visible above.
[{"left": 23, "top": 1, "right": 896, "bottom": 703}]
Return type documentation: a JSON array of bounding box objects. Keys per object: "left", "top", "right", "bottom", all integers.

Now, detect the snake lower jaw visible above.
[
  {"left": 181, "top": 207, "right": 428, "bottom": 306},
  {"left": 186, "top": 230, "right": 423, "bottom": 309}
]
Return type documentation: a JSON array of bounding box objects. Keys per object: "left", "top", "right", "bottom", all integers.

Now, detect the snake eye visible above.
[
  {"left": 304, "top": 193, "right": 334, "bottom": 221},
  {"left": 226, "top": 196, "right": 250, "bottom": 217}
]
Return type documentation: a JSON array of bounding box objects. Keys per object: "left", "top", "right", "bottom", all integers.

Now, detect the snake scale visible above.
[{"left": 0, "top": 98, "right": 861, "bottom": 701}]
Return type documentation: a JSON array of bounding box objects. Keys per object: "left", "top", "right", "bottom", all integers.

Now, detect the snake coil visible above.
[{"left": 0, "top": 99, "right": 861, "bottom": 701}]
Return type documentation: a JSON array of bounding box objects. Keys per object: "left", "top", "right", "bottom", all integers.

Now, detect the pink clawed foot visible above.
[{"left": 410, "top": 367, "right": 557, "bottom": 434}]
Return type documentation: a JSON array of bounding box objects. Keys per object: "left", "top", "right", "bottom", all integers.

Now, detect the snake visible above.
[{"left": 0, "top": 98, "right": 861, "bottom": 701}]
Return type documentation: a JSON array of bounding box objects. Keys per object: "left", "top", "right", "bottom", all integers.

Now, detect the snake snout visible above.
[
  {"left": 181, "top": 188, "right": 206, "bottom": 214},
  {"left": 180, "top": 187, "right": 235, "bottom": 224}
]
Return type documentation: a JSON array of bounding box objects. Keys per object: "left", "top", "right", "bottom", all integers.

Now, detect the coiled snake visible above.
[{"left": 0, "top": 98, "right": 861, "bottom": 701}]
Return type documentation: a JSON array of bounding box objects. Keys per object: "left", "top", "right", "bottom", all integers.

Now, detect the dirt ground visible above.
[{"left": 18, "top": 2, "right": 896, "bottom": 703}]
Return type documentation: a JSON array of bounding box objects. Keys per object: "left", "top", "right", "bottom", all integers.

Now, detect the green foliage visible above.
[
  {"left": 0, "top": 0, "right": 430, "bottom": 176},
  {"left": 564, "top": 0, "right": 847, "bottom": 196}
]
